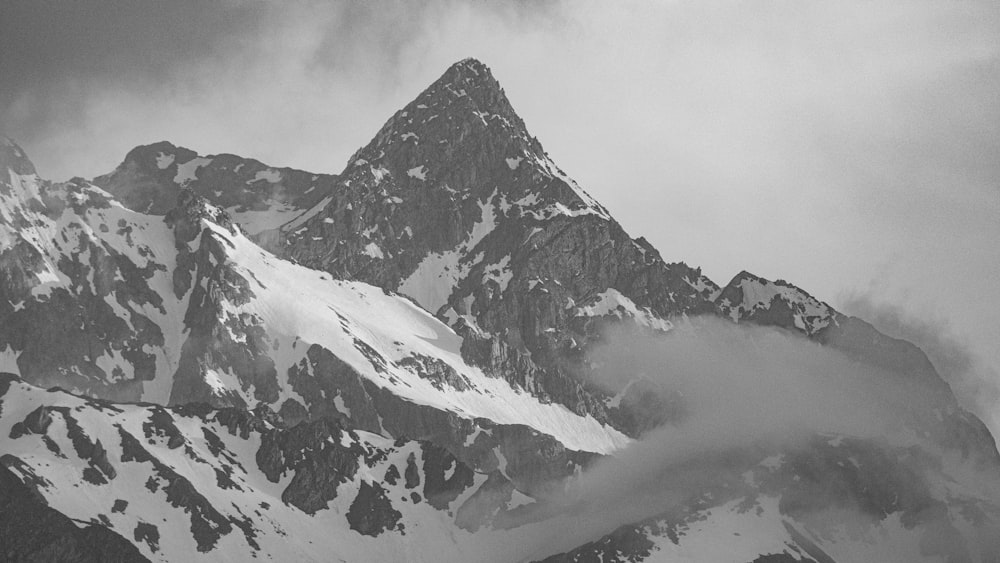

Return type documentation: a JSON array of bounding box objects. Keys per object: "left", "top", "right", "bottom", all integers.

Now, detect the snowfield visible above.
[{"left": 210, "top": 217, "right": 631, "bottom": 454}]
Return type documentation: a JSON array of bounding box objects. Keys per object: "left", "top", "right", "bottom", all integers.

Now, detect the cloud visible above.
[
  {"left": 840, "top": 291, "right": 1000, "bottom": 439},
  {"left": 581, "top": 317, "right": 938, "bottom": 466},
  {"left": 3, "top": 4, "right": 995, "bottom": 361},
  {"left": 0, "top": 1, "right": 564, "bottom": 181},
  {"left": 475, "top": 317, "right": 1000, "bottom": 561}
]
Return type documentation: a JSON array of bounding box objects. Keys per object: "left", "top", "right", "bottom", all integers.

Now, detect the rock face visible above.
[
  {"left": 0, "top": 140, "right": 168, "bottom": 402},
  {"left": 220, "top": 59, "right": 720, "bottom": 431},
  {"left": 94, "top": 141, "right": 334, "bottom": 233},
  {"left": 0, "top": 373, "right": 580, "bottom": 561},
  {"left": 2, "top": 57, "right": 1000, "bottom": 562},
  {"left": 346, "top": 481, "right": 403, "bottom": 536}
]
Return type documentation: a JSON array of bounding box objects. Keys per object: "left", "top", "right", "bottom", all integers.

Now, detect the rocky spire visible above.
[
  {"left": 346, "top": 57, "right": 545, "bottom": 187},
  {"left": 425, "top": 57, "right": 518, "bottom": 118}
]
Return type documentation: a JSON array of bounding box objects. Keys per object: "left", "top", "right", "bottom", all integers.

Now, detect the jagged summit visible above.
[
  {"left": 346, "top": 57, "right": 543, "bottom": 182},
  {"left": 428, "top": 57, "right": 522, "bottom": 126},
  {"left": 452, "top": 56, "right": 490, "bottom": 72},
  {"left": 419, "top": 57, "right": 513, "bottom": 118},
  {"left": 440, "top": 57, "right": 502, "bottom": 92}
]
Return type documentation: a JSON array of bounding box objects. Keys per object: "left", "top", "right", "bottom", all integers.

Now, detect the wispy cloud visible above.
[
  {"left": 477, "top": 317, "right": 1000, "bottom": 560},
  {"left": 840, "top": 291, "right": 1000, "bottom": 438}
]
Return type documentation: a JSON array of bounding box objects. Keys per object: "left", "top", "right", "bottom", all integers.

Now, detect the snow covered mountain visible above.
[
  {"left": 2, "top": 59, "right": 999, "bottom": 561},
  {"left": 4, "top": 370, "right": 998, "bottom": 562}
]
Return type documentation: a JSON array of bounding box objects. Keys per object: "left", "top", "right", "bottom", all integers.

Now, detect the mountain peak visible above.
[
  {"left": 452, "top": 56, "right": 490, "bottom": 71},
  {"left": 415, "top": 57, "right": 517, "bottom": 124},
  {"left": 344, "top": 57, "right": 543, "bottom": 185},
  {"left": 437, "top": 57, "right": 498, "bottom": 91}
]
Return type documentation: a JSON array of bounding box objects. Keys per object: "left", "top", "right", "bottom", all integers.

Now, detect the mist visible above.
[
  {"left": 484, "top": 317, "right": 1000, "bottom": 561},
  {"left": 841, "top": 292, "right": 1000, "bottom": 440}
]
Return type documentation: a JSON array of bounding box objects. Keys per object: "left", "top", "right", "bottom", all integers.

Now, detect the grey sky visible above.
[{"left": 2, "top": 1, "right": 998, "bottom": 417}]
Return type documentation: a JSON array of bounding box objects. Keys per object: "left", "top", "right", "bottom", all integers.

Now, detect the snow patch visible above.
[
  {"left": 482, "top": 255, "right": 513, "bottom": 293},
  {"left": 173, "top": 157, "right": 212, "bottom": 185},
  {"left": 407, "top": 166, "right": 428, "bottom": 180},
  {"left": 229, "top": 202, "right": 299, "bottom": 235},
  {"left": 281, "top": 195, "right": 333, "bottom": 232},
  {"left": 363, "top": 242, "right": 384, "bottom": 259},
  {"left": 333, "top": 394, "right": 352, "bottom": 418},
  {"left": 398, "top": 191, "right": 499, "bottom": 314},
  {"left": 155, "top": 152, "right": 175, "bottom": 169},
  {"left": 371, "top": 165, "right": 390, "bottom": 183},
  {"left": 576, "top": 288, "right": 672, "bottom": 332},
  {"left": 248, "top": 169, "right": 282, "bottom": 184}
]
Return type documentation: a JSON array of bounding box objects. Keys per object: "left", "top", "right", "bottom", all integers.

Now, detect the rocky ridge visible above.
[
  {"left": 98, "top": 60, "right": 726, "bottom": 434},
  {"left": 95, "top": 141, "right": 334, "bottom": 234},
  {"left": 91, "top": 60, "right": 997, "bottom": 463},
  {"left": 1, "top": 57, "right": 999, "bottom": 561}
]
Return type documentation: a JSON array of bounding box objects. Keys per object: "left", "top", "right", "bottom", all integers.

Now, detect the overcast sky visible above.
[{"left": 2, "top": 0, "right": 998, "bottom": 416}]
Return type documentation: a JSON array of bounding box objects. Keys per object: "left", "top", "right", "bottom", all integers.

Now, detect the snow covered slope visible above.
[
  {"left": 3, "top": 375, "right": 997, "bottom": 562},
  {"left": 0, "top": 373, "right": 541, "bottom": 562},
  {"left": 0, "top": 139, "right": 629, "bottom": 462},
  {"left": 165, "top": 191, "right": 629, "bottom": 454}
]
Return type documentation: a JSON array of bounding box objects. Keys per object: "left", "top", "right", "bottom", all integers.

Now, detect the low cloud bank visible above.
[
  {"left": 492, "top": 317, "right": 1000, "bottom": 561},
  {"left": 840, "top": 292, "right": 1000, "bottom": 440}
]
